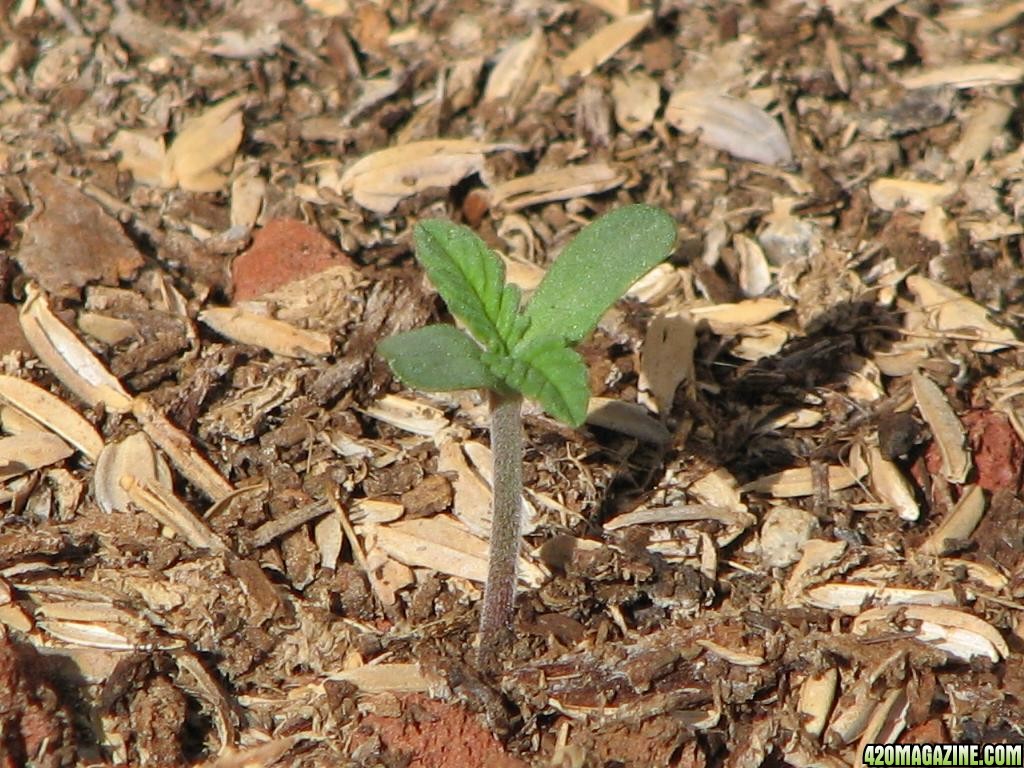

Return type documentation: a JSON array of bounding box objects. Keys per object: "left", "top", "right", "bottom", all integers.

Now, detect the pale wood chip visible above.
[
  {"left": 362, "top": 394, "right": 449, "bottom": 437},
  {"left": 853, "top": 605, "right": 1008, "bottom": 662},
  {"left": 798, "top": 668, "right": 838, "bottom": 738},
  {"left": 132, "top": 397, "right": 234, "bottom": 501},
  {"left": 689, "top": 467, "right": 744, "bottom": 511},
  {"left": 94, "top": 432, "right": 173, "bottom": 514},
  {"left": 488, "top": 162, "right": 627, "bottom": 210},
  {"left": 868, "top": 178, "right": 956, "bottom": 212},
  {"left": 734, "top": 234, "right": 771, "bottom": 297},
  {"left": 120, "top": 475, "right": 230, "bottom": 553},
  {"left": 784, "top": 539, "right": 847, "bottom": 606},
  {"left": 903, "top": 606, "right": 1010, "bottom": 660},
  {"left": 111, "top": 130, "right": 167, "bottom": 187},
  {"left": 362, "top": 515, "right": 544, "bottom": 587},
  {"left": 907, "top": 274, "right": 1018, "bottom": 353},
  {"left": 0, "top": 603, "right": 33, "bottom": 633},
  {"left": 19, "top": 283, "right": 133, "bottom": 413},
  {"left": 483, "top": 29, "right": 547, "bottom": 107},
  {"left": 919, "top": 484, "right": 986, "bottom": 556},
  {"left": 867, "top": 444, "right": 919, "bottom": 522},
  {"left": 165, "top": 94, "right": 247, "bottom": 192},
  {"left": 855, "top": 689, "right": 908, "bottom": 765},
  {"left": 696, "top": 638, "right": 764, "bottom": 666},
  {"left": 802, "top": 583, "right": 957, "bottom": 614},
  {"left": 0, "top": 375, "right": 104, "bottom": 460},
  {"left": 37, "top": 618, "right": 167, "bottom": 651},
  {"left": 557, "top": 11, "right": 652, "bottom": 80},
  {"left": 349, "top": 498, "right": 405, "bottom": 524},
  {"left": 77, "top": 312, "right": 138, "bottom": 346},
  {"left": 230, "top": 172, "right": 266, "bottom": 229},
  {"left": 438, "top": 438, "right": 494, "bottom": 539},
  {"left": 326, "top": 663, "right": 438, "bottom": 694},
  {"left": 199, "top": 307, "right": 332, "bottom": 358},
  {"left": 0, "top": 432, "right": 73, "bottom": 481},
  {"left": 665, "top": 89, "right": 793, "bottom": 166},
  {"left": 612, "top": 71, "right": 661, "bottom": 134},
  {"left": 689, "top": 298, "right": 790, "bottom": 333},
  {"left": 585, "top": 398, "right": 671, "bottom": 444},
  {"left": 584, "top": 0, "right": 631, "bottom": 16},
  {"left": 314, "top": 512, "right": 343, "bottom": 571},
  {"left": 950, "top": 97, "right": 1013, "bottom": 166},
  {"left": 639, "top": 310, "right": 696, "bottom": 416},
  {"left": 911, "top": 370, "right": 971, "bottom": 483},
  {"left": 605, "top": 504, "right": 755, "bottom": 549},
  {"left": 340, "top": 139, "right": 511, "bottom": 214},
  {"left": 900, "top": 61, "right": 1024, "bottom": 90},
  {"left": 937, "top": 3, "right": 1024, "bottom": 34},
  {"left": 741, "top": 460, "right": 867, "bottom": 498}
]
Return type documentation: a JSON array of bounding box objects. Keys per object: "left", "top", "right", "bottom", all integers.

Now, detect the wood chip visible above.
[
  {"left": 132, "top": 397, "right": 234, "bottom": 502},
  {"left": 912, "top": 370, "right": 971, "bottom": 484},
  {"left": 557, "top": 11, "right": 652, "bottom": 80},
  {"left": 199, "top": 306, "right": 332, "bottom": 358},
  {"left": 689, "top": 298, "right": 791, "bottom": 333},
  {"left": 362, "top": 395, "right": 448, "bottom": 437},
  {"left": 949, "top": 97, "right": 1014, "bottom": 166},
  {"left": 937, "top": 3, "right": 1024, "bottom": 34},
  {"left": 665, "top": 89, "right": 793, "bottom": 165},
  {"left": 340, "top": 139, "right": 510, "bottom": 213},
  {"left": 483, "top": 29, "right": 547, "bottom": 107},
  {"left": 120, "top": 475, "right": 229, "bottom": 553},
  {"left": 798, "top": 668, "right": 838, "bottom": 738},
  {"left": 19, "top": 283, "right": 133, "bottom": 413},
  {"left": 867, "top": 444, "right": 919, "bottom": 522},
  {"left": 18, "top": 171, "right": 145, "bottom": 298},
  {"left": 854, "top": 605, "right": 1008, "bottom": 662},
  {"left": 639, "top": 310, "right": 696, "bottom": 416},
  {"left": 164, "top": 94, "right": 247, "bottom": 193},
  {"left": 868, "top": 178, "right": 957, "bottom": 212},
  {"left": 612, "top": 71, "right": 660, "bottom": 134},
  {"left": 488, "top": 162, "right": 627, "bottom": 211},
  {"left": 113, "top": 94, "right": 246, "bottom": 192},
  {"left": 0, "top": 375, "right": 103, "bottom": 460},
  {"left": 585, "top": 398, "right": 671, "bottom": 444},
  {"left": 803, "top": 583, "right": 957, "bottom": 614},
  {"left": 0, "top": 432, "right": 73, "bottom": 481},
  {"left": 900, "top": 61, "right": 1024, "bottom": 90},
  {"left": 919, "top": 484, "right": 986, "bottom": 556},
  {"left": 326, "top": 663, "right": 439, "bottom": 694},
  {"left": 741, "top": 460, "right": 867, "bottom": 498},
  {"left": 93, "top": 432, "right": 173, "bottom": 514},
  {"left": 696, "top": 638, "right": 764, "bottom": 666},
  {"left": 362, "top": 515, "right": 545, "bottom": 587},
  {"left": 907, "top": 274, "right": 1018, "bottom": 353}
]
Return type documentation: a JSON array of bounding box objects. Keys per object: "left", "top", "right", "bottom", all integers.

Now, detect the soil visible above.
[{"left": 1, "top": 1, "right": 1024, "bottom": 767}]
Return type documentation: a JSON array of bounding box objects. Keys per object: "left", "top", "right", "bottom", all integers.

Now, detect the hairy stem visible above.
[{"left": 477, "top": 390, "right": 524, "bottom": 668}]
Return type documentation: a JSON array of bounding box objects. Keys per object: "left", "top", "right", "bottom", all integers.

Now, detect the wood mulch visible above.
[{"left": 1, "top": 1, "right": 1023, "bottom": 766}]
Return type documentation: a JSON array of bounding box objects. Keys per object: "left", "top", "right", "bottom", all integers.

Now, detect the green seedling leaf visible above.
[
  {"left": 414, "top": 220, "right": 523, "bottom": 353},
  {"left": 484, "top": 335, "right": 590, "bottom": 426},
  {"left": 377, "top": 325, "right": 502, "bottom": 392},
  {"left": 522, "top": 204, "right": 677, "bottom": 345}
]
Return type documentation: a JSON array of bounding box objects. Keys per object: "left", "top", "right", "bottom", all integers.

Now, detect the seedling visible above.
[{"left": 377, "top": 204, "right": 677, "bottom": 666}]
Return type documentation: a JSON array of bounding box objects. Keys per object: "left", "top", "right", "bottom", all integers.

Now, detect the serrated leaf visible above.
[
  {"left": 377, "top": 325, "right": 502, "bottom": 392},
  {"left": 523, "top": 205, "right": 677, "bottom": 345},
  {"left": 414, "top": 220, "right": 518, "bottom": 353},
  {"left": 485, "top": 335, "right": 589, "bottom": 426}
]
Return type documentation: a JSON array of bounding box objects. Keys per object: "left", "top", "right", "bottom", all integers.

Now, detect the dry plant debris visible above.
[{"left": 1, "top": 0, "right": 1024, "bottom": 766}]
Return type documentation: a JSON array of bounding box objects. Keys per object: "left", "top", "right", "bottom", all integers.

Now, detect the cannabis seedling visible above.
[{"left": 377, "top": 204, "right": 677, "bottom": 666}]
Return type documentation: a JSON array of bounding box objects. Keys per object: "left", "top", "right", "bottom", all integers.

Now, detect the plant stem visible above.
[{"left": 477, "top": 390, "right": 524, "bottom": 668}]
